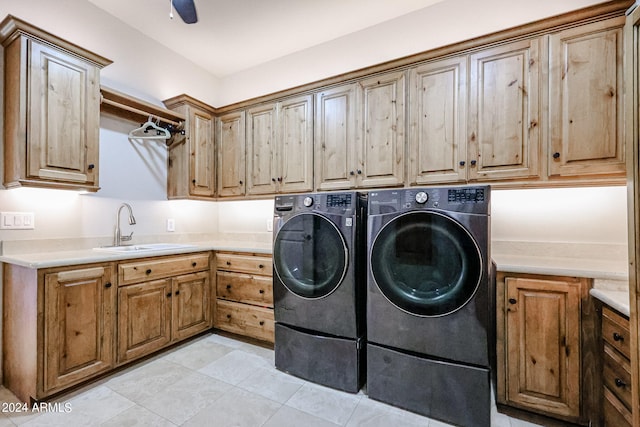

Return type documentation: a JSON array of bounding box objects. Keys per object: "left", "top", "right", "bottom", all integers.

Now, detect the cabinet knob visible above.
[
  {"left": 272, "top": 178, "right": 276, "bottom": 182},
  {"left": 470, "top": 160, "right": 477, "bottom": 166},
  {"left": 192, "top": 179, "right": 196, "bottom": 184},
  {"left": 146, "top": 269, "right": 152, "bottom": 275},
  {"left": 350, "top": 170, "right": 355, "bottom": 176},
  {"left": 259, "top": 321, "right": 265, "bottom": 326},
  {"left": 259, "top": 289, "right": 265, "bottom": 294},
  {"left": 613, "top": 332, "right": 624, "bottom": 342},
  {"left": 258, "top": 264, "right": 264, "bottom": 269},
  {"left": 357, "top": 169, "right": 362, "bottom": 175},
  {"left": 615, "top": 378, "right": 627, "bottom": 388},
  {"left": 175, "top": 290, "right": 180, "bottom": 296},
  {"left": 88, "top": 164, "right": 95, "bottom": 170},
  {"left": 508, "top": 298, "right": 517, "bottom": 304},
  {"left": 226, "top": 314, "right": 231, "bottom": 319},
  {"left": 105, "top": 282, "right": 112, "bottom": 288},
  {"left": 553, "top": 152, "right": 560, "bottom": 159},
  {"left": 459, "top": 161, "right": 466, "bottom": 166},
  {"left": 166, "top": 292, "right": 172, "bottom": 298},
  {"left": 277, "top": 177, "right": 282, "bottom": 182},
  {"left": 226, "top": 261, "right": 231, "bottom": 266},
  {"left": 226, "top": 284, "right": 232, "bottom": 290},
  {"left": 192, "top": 262, "right": 197, "bottom": 267},
  {"left": 239, "top": 180, "right": 243, "bottom": 185}
]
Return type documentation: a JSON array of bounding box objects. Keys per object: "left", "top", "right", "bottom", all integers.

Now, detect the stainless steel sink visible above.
[{"left": 93, "top": 243, "right": 198, "bottom": 253}]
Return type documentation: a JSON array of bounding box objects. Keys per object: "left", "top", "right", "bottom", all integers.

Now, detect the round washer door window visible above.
[
  {"left": 371, "top": 211, "right": 482, "bottom": 317},
  {"left": 274, "top": 213, "right": 348, "bottom": 299}
]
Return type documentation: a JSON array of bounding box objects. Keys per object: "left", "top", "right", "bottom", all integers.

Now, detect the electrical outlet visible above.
[
  {"left": 0, "top": 212, "right": 35, "bottom": 230},
  {"left": 167, "top": 218, "right": 175, "bottom": 232},
  {"left": 266, "top": 218, "right": 273, "bottom": 232}
]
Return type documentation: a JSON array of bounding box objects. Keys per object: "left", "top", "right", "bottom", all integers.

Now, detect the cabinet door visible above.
[
  {"left": 28, "top": 41, "right": 100, "bottom": 186},
  {"left": 117, "top": 279, "right": 172, "bottom": 364},
  {"left": 469, "top": 39, "right": 540, "bottom": 181},
  {"left": 505, "top": 276, "right": 580, "bottom": 419},
  {"left": 172, "top": 271, "right": 212, "bottom": 341},
  {"left": 548, "top": 17, "right": 625, "bottom": 178},
  {"left": 217, "top": 111, "right": 246, "bottom": 197},
  {"left": 315, "top": 84, "right": 358, "bottom": 190},
  {"left": 189, "top": 107, "right": 215, "bottom": 197},
  {"left": 43, "top": 265, "right": 115, "bottom": 393},
  {"left": 278, "top": 95, "right": 314, "bottom": 193},
  {"left": 409, "top": 57, "right": 467, "bottom": 184},
  {"left": 246, "top": 103, "right": 277, "bottom": 195},
  {"left": 357, "top": 71, "right": 405, "bottom": 188}
]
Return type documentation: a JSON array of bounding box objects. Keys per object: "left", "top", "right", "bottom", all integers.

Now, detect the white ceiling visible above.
[{"left": 88, "top": 0, "right": 443, "bottom": 78}]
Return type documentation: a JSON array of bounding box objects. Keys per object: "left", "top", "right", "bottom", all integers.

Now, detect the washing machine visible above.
[
  {"left": 272, "top": 191, "right": 367, "bottom": 393},
  {"left": 366, "top": 186, "right": 493, "bottom": 427}
]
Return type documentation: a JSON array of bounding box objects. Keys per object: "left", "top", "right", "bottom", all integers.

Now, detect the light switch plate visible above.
[{"left": 0, "top": 212, "right": 35, "bottom": 230}]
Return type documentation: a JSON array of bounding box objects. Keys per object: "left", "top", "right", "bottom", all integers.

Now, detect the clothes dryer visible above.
[
  {"left": 273, "top": 192, "right": 367, "bottom": 393},
  {"left": 366, "top": 186, "right": 493, "bottom": 427}
]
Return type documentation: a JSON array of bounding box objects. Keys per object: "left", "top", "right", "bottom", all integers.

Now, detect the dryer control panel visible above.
[{"left": 369, "top": 186, "right": 489, "bottom": 215}]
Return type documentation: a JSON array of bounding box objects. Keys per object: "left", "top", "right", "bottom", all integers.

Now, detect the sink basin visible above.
[{"left": 93, "top": 243, "right": 198, "bottom": 253}]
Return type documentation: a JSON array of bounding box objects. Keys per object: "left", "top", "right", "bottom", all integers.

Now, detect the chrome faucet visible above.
[{"left": 114, "top": 203, "right": 136, "bottom": 246}]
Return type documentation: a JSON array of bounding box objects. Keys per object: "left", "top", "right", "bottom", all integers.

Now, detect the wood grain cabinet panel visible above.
[
  {"left": 247, "top": 103, "right": 278, "bottom": 195},
  {"left": 548, "top": 17, "right": 625, "bottom": 179},
  {"left": 3, "top": 262, "right": 116, "bottom": 402},
  {"left": 217, "top": 111, "right": 246, "bottom": 197},
  {"left": 496, "top": 273, "right": 596, "bottom": 424},
  {"left": 214, "top": 252, "right": 274, "bottom": 343},
  {"left": 165, "top": 96, "right": 216, "bottom": 199},
  {"left": 409, "top": 56, "right": 467, "bottom": 184},
  {"left": 117, "top": 253, "right": 212, "bottom": 364},
  {"left": 1, "top": 16, "right": 111, "bottom": 191},
  {"left": 469, "top": 39, "right": 541, "bottom": 181}
]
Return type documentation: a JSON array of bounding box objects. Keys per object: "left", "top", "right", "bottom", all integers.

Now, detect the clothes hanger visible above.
[{"left": 128, "top": 116, "right": 171, "bottom": 140}]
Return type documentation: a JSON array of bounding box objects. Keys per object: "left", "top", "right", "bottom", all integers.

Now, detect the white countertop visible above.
[
  {"left": 590, "top": 288, "right": 630, "bottom": 317},
  {"left": 0, "top": 239, "right": 272, "bottom": 269}
]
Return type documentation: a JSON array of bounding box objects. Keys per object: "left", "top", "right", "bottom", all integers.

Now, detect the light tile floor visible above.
[{"left": 0, "top": 333, "right": 544, "bottom": 426}]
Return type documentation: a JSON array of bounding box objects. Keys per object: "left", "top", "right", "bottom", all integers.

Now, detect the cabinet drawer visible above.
[
  {"left": 604, "top": 387, "right": 632, "bottom": 427},
  {"left": 119, "top": 253, "right": 210, "bottom": 285},
  {"left": 216, "top": 271, "right": 273, "bottom": 307},
  {"left": 603, "top": 342, "right": 632, "bottom": 409},
  {"left": 216, "top": 253, "right": 272, "bottom": 276},
  {"left": 602, "top": 306, "right": 630, "bottom": 359},
  {"left": 214, "top": 299, "right": 274, "bottom": 343}
]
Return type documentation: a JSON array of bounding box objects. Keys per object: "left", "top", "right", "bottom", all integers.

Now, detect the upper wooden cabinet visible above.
[
  {"left": 164, "top": 95, "right": 216, "bottom": 199},
  {"left": 409, "top": 56, "right": 467, "bottom": 184},
  {"left": 246, "top": 95, "right": 313, "bottom": 196},
  {"left": 468, "top": 38, "right": 541, "bottom": 182},
  {"left": 548, "top": 17, "right": 625, "bottom": 179},
  {"left": 0, "top": 16, "right": 111, "bottom": 192},
  {"left": 315, "top": 71, "right": 405, "bottom": 191},
  {"left": 217, "top": 111, "right": 246, "bottom": 197}
]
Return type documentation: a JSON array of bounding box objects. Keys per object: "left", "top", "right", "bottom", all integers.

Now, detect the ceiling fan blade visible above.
[{"left": 172, "top": 0, "right": 198, "bottom": 24}]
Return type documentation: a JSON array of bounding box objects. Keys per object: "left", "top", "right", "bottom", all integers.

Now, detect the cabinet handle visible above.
[
  {"left": 105, "top": 282, "right": 112, "bottom": 288},
  {"left": 226, "top": 284, "right": 232, "bottom": 290},
  {"left": 508, "top": 298, "right": 517, "bottom": 304},
  {"left": 613, "top": 332, "right": 624, "bottom": 342},
  {"left": 192, "top": 262, "right": 197, "bottom": 267},
  {"left": 166, "top": 292, "right": 172, "bottom": 298},
  {"left": 615, "top": 378, "right": 627, "bottom": 388},
  {"left": 459, "top": 161, "right": 466, "bottom": 166},
  {"left": 277, "top": 177, "right": 282, "bottom": 182},
  {"left": 349, "top": 170, "right": 355, "bottom": 176},
  {"left": 88, "top": 163, "right": 95, "bottom": 170},
  {"left": 146, "top": 269, "right": 152, "bottom": 275},
  {"left": 553, "top": 152, "right": 560, "bottom": 159},
  {"left": 357, "top": 169, "right": 362, "bottom": 175},
  {"left": 226, "top": 314, "right": 231, "bottom": 319},
  {"left": 175, "top": 290, "right": 180, "bottom": 296},
  {"left": 192, "top": 179, "right": 196, "bottom": 184},
  {"left": 226, "top": 261, "right": 231, "bottom": 266},
  {"left": 259, "top": 289, "right": 265, "bottom": 294},
  {"left": 272, "top": 178, "right": 276, "bottom": 182},
  {"left": 239, "top": 180, "right": 243, "bottom": 185},
  {"left": 259, "top": 321, "right": 265, "bottom": 326},
  {"left": 470, "top": 160, "right": 477, "bottom": 166},
  {"left": 258, "top": 264, "right": 264, "bottom": 269}
]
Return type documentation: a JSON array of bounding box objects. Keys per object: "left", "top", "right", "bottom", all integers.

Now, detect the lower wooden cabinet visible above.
[
  {"left": 214, "top": 252, "right": 274, "bottom": 343},
  {"left": 496, "top": 272, "right": 597, "bottom": 425},
  {"left": 3, "top": 262, "right": 116, "bottom": 402},
  {"left": 3, "top": 252, "right": 212, "bottom": 402},
  {"left": 117, "top": 254, "right": 212, "bottom": 364},
  {"left": 600, "top": 306, "right": 632, "bottom": 426}
]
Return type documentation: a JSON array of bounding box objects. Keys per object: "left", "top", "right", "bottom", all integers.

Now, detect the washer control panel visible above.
[
  {"left": 327, "top": 193, "right": 352, "bottom": 208},
  {"left": 447, "top": 187, "right": 486, "bottom": 204}
]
